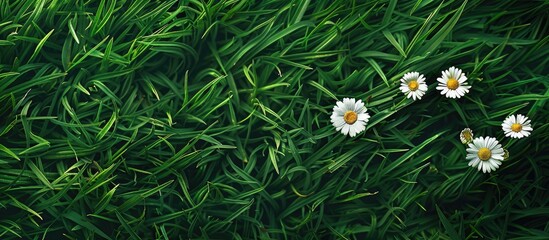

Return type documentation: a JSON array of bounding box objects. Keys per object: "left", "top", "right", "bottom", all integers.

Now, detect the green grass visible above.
[{"left": 1, "top": 0, "right": 548, "bottom": 239}]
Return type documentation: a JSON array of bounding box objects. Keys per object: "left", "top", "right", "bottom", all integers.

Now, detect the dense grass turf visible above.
[{"left": 1, "top": 0, "right": 548, "bottom": 239}]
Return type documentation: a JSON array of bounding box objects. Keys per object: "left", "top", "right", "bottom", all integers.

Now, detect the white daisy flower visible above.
[
  {"left": 399, "top": 72, "right": 428, "bottom": 100},
  {"left": 330, "top": 98, "right": 370, "bottom": 137},
  {"left": 460, "top": 128, "right": 474, "bottom": 144},
  {"left": 436, "top": 66, "right": 471, "bottom": 98},
  {"left": 501, "top": 114, "right": 533, "bottom": 139},
  {"left": 466, "top": 136, "right": 505, "bottom": 173}
]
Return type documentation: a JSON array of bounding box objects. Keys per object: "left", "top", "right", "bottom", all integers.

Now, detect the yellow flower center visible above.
[
  {"left": 408, "top": 80, "right": 419, "bottom": 91},
  {"left": 477, "top": 147, "right": 492, "bottom": 161},
  {"left": 343, "top": 111, "right": 358, "bottom": 124},
  {"left": 462, "top": 131, "right": 472, "bottom": 141},
  {"left": 447, "top": 78, "right": 459, "bottom": 90},
  {"left": 511, "top": 123, "right": 522, "bottom": 132}
]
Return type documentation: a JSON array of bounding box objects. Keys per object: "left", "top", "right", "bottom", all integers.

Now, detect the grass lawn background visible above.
[{"left": 1, "top": 0, "right": 548, "bottom": 239}]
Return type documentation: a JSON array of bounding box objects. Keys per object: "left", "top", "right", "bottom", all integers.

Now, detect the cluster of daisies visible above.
[
  {"left": 331, "top": 66, "right": 470, "bottom": 137},
  {"left": 399, "top": 66, "right": 470, "bottom": 100},
  {"left": 461, "top": 114, "right": 533, "bottom": 173},
  {"left": 330, "top": 66, "right": 534, "bottom": 173}
]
